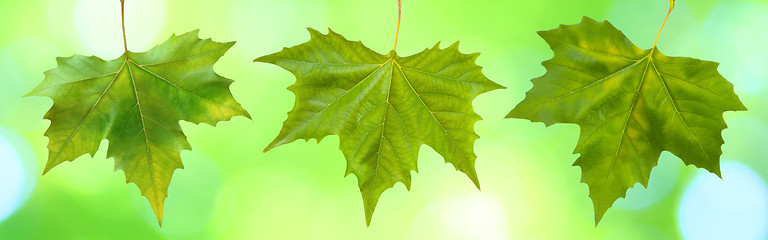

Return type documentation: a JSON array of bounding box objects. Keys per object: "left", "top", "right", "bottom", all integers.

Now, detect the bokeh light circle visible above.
[
  {"left": 700, "top": 2, "right": 768, "bottom": 95},
  {"left": 229, "top": 0, "right": 328, "bottom": 57},
  {"left": 0, "top": 132, "right": 25, "bottom": 222},
  {"left": 0, "top": 127, "right": 37, "bottom": 223},
  {"left": 678, "top": 162, "right": 768, "bottom": 240},
  {"left": 74, "top": 0, "right": 166, "bottom": 58},
  {"left": 410, "top": 194, "right": 509, "bottom": 240}
]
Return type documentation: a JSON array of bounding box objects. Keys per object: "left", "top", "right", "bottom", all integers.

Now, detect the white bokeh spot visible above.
[
  {"left": 0, "top": 129, "right": 27, "bottom": 222},
  {"left": 678, "top": 162, "right": 768, "bottom": 240},
  {"left": 411, "top": 194, "right": 509, "bottom": 240},
  {"left": 75, "top": 0, "right": 166, "bottom": 59},
  {"left": 230, "top": 0, "right": 329, "bottom": 56}
]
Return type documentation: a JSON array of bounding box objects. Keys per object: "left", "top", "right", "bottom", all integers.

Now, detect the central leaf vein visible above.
[{"left": 598, "top": 56, "right": 651, "bottom": 213}]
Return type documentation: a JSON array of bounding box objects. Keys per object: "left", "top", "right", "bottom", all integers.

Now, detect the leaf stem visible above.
[
  {"left": 652, "top": 0, "right": 674, "bottom": 49},
  {"left": 393, "top": 0, "right": 402, "bottom": 53},
  {"left": 121, "top": 0, "right": 129, "bottom": 59}
]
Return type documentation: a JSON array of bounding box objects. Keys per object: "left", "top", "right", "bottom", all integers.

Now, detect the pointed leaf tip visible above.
[
  {"left": 154, "top": 208, "right": 164, "bottom": 227},
  {"left": 449, "top": 41, "right": 461, "bottom": 49}
]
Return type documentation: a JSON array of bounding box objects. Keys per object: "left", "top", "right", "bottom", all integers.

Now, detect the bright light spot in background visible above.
[
  {"left": 410, "top": 194, "right": 509, "bottom": 240},
  {"left": 700, "top": 2, "right": 768, "bottom": 95},
  {"left": 0, "top": 128, "right": 31, "bottom": 222},
  {"left": 75, "top": 0, "right": 166, "bottom": 58},
  {"left": 230, "top": 0, "right": 328, "bottom": 56},
  {"left": 614, "top": 154, "right": 682, "bottom": 210},
  {"left": 678, "top": 162, "right": 768, "bottom": 240}
]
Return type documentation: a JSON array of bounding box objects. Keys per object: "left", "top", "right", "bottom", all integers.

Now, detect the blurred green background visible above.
[{"left": 1, "top": 0, "right": 767, "bottom": 239}]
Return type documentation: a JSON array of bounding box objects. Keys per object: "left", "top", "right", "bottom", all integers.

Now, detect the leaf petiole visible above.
[
  {"left": 392, "top": 0, "right": 402, "bottom": 53},
  {"left": 652, "top": 0, "right": 674, "bottom": 49},
  {"left": 121, "top": 0, "right": 129, "bottom": 59}
]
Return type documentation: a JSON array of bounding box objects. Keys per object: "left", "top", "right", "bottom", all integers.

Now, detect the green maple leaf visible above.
[
  {"left": 507, "top": 16, "right": 746, "bottom": 224},
  {"left": 26, "top": 30, "right": 250, "bottom": 225},
  {"left": 256, "top": 28, "right": 503, "bottom": 225}
]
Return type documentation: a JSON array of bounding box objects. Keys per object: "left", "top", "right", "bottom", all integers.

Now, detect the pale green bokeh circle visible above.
[
  {"left": 0, "top": 127, "right": 38, "bottom": 223},
  {"left": 700, "top": 2, "right": 768, "bottom": 95},
  {"left": 409, "top": 194, "right": 509, "bottom": 240},
  {"left": 74, "top": 0, "right": 167, "bottom": 58},
  {"left": 229, "top": 0, "right": 329, "bottom": 57}
]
